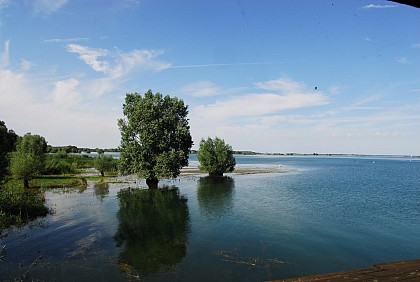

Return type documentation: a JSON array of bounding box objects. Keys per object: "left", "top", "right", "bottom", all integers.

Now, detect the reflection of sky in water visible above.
[{"left": 1, "top": 156, "right": 420, "bottom": 281}]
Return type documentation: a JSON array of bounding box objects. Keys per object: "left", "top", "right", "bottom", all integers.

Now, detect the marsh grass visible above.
[{"left": 0, "top": 188, "right": 49, "bottom": 228}]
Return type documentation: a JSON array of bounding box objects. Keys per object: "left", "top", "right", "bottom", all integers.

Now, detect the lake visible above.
[{"left": 1, "top": 155, "right": 420, "bottom": 281}]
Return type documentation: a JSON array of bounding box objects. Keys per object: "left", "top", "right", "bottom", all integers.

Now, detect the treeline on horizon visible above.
[
  {"left": 47, "top": 145, "right": 119, "bottom": 154},
  {"left": 47, "top": 146, "right": 419, "bottom": 158}
]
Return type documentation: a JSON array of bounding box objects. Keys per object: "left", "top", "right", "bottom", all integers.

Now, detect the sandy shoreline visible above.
[{"left": 180, "top": 165, "right": 292, "bottom": 176}]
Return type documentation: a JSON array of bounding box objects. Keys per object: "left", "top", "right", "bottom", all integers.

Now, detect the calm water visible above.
[{"left": 1, "top": 155, "right": 420, "bottom": 281}]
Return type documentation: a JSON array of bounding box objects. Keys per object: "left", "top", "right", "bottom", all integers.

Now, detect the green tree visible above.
[
  {"left": 0, "top": 121, "right": 19, "bottom": 184},
  {"left": 95, "top": 153, "right": 118, "bottom": 177},
  {"left": 197, "top": 137, "right": 236, "bottom": 177},
  {"left": 118, "top": 90, "right": 193, "bottom": 188},
  {"left": 10, "top": 133, "right": 47, "bottom": 188}
]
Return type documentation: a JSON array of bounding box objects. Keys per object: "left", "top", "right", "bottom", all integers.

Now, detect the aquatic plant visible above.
[{"left": 0, "top": 188, "right": 49, "bottom": 228}]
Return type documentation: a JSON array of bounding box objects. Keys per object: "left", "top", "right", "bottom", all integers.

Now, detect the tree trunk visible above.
[
  {"left": 209, "top": 172, "right": 223, "bottom": 177},
  {"left": 146, "top": 178, "right": 159, "bottom": 189},
  {"left": 100, "top": 171, "right": 104, "bottom": 177},
  {"left": 24, "top": 179, "right": 29, "bottom": 188}
]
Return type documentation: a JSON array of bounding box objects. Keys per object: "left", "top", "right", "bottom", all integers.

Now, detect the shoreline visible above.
[{"left": 180, "top": 165, "right": 292, "bottom": 176}]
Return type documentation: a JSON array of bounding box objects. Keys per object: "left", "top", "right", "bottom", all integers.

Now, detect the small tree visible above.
[
  {"left": 118, "top": 90, "right": 193, "bottom": 188},
  {"left": 95, "top": 153, "right": 118, "bottom": 177},
  {"left": 197, "top": 137, "right": 236, "bottom": 177},
  {"left": 10, "top": 133, "right": 47, "bottom": 188}
]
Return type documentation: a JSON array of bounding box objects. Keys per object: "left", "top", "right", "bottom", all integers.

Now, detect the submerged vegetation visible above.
[{"left": 0, "top": 188, "right": 49, "bottom": 228}]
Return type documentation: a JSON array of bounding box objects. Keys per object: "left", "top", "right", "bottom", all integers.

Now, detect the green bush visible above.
[{"left": 95, "top": 154, "right": 118, "bottom": 176}]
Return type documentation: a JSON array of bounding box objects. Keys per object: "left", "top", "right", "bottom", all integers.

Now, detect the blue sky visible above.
[{"left": 0, "top": 0, "right": 419, "bottom": 155}]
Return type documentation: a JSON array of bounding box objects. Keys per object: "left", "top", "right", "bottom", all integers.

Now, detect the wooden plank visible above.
[{"left": 270, "top": 259, "right": 420, "bottom": 282}]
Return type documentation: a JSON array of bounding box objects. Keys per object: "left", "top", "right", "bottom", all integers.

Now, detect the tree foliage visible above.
[
  {"left": 10, "top": 133, "right": 47, "bottom": 188},
  {"left": 0, "top": 121, "right": 19, "bottom": 183},
  {"left": 118, "top": 90, "right": 193, "bottom": 187},
  {"left": 197, "top": 137, "right": 236, "bottom": 177}
]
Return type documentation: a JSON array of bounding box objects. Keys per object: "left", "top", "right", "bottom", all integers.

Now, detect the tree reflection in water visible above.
[
  {"left": 114, "top": 186, "right": 189, "bottom": 276},
  {"left": 197, "top": 177, "right": 235, "bottom": 219},
  {"left": 93, "top": 182, "right": 109, "bottom": 201}
]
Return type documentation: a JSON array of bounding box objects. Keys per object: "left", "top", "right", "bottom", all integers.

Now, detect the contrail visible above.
[{"left": 167, "top": 61, "right": 287, "bottom": 69}]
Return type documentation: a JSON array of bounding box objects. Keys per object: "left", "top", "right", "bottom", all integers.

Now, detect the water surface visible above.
[{"left": 1, "top": 156, "right": 419, "bottom": 281}]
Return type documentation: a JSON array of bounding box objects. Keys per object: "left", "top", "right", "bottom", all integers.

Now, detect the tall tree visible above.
[
  {"left": 118, "top": 90, "right": 193, "bottom": 188},
  {"left": 0, "top": 121, "right": 19, "bottom": 184},
  {"left": 197, "top": 137, "right": 236, "bottom": 177},
  {"left": 10, "top": 133, "right": 47, "bottom": 188}
]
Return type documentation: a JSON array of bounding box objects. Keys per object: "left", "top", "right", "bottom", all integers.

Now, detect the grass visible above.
[{"left": 30, "top": 176, "right": 87, "bottom": 188}]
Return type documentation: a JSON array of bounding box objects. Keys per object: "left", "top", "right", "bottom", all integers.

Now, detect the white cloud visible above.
[
  {"left": 0, "top": 67, "right": 120, "bottom": 148},
  {"left": 362, "top": 4, "right": 398, "bottom": 9},
  {"left": 66, "top": 44, "right": 110, "bottom": 74},
  {"left": 254, "top": 77, "right": 303, "bottom": 93},
  {"left": 180, "top": 81, "right": 221, "bottom": 97},
  {"left": 85, "top": 78, "right": 117, "bottom": 98},
  {"left": 67, "top": 44, "right": 170, "bottom": 78},
  {"left": 114, "top": 48, "right": 170, "bottom": 77},
  {"left": 65, "top": 44, "right": 170, "bottom": 97},
  {"left": 194, "top": 92, "right": 328, "bottom": 121},
  {"left": 396, "top": 56, "right": 410, "bottom": 64},
  {"left": 191, "top": 77, "right": 329, "bottom": 122},
  {"left": 33, "top": 0, "right": 67, "bottom": 15},
  {"left": 51, "top": 77, "right": 82, "bottom": 108}
]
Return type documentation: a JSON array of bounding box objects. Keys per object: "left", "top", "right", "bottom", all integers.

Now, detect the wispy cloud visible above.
[
  {"left": 168, "top": 61, "right": 285, "bottom": 69},
  {"left": 33, "top": 0, "right": 68, "bottom": 15},
  {"left": 66, "top": 44, "right": 110, "bottom": 73},
  {"left": 67, "top": 44, "right": 170, "bottom": 78},
  {"left": 192, "top": 77, "right": 329, "bottom": 121},
  {"left": 179, "top": 81, "right": 221, "bottom": 97},
  {"left": 44, "top": 38, "right": 89, "bottom": 43},
  {"left": 411, "top": 43, "right": 420, "bottom": 48},
  {"left": 65, "top": 44, "right": 170, "bottom": 97},
  {"left": 0, "top": 39, "right": 10, "bottom": 69},
  {"left": 254, "top": 77, "right": 304, "bottom": 92},
  {"left": 396, "top": 56, "right": 410, "bottom": 64},
  {"left": 20, "top": 59, "right": 33, "bottom": 71},
  {"left": 362, "top": 4, "right": 398, "bottom": 9}
]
